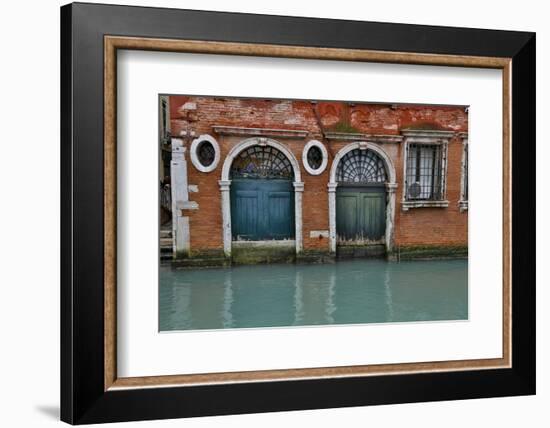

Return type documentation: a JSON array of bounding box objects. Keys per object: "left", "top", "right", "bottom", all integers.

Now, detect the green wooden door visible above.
[
  {"left": 336, "top": 186, "right": 386, "bottom": 243},
  {"left": 231, "top": 179, "right": 295, "bottom": 241}
]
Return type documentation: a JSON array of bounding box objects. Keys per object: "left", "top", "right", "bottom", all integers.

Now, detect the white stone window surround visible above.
[
  {"left": 302, "top": 139, "right": 329, "bottom": 175},
  {"left": 401, "top": 129, "right": 453, "bottom": 211},
  {"left": 328, "top": 141, "right": 398, "bottom": 255},
  {"left": 190, "top": 134, "right": 221, "bottom": 173},
  {"left": 459, "top": 133, "right": 469, "bottom": 212},
  {"left": 219, "top": 137, "right": 304, "bottom": 257}
]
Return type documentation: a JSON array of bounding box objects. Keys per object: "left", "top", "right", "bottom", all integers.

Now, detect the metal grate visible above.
[
  {"left": 230, "top": 145, "right": 294, "bottom": 179},
  {"left": 336, "top": 149, "right": 387, "bottom": 183},
  {"left": 405, "top": 143, "right": 444, "bottom": 200},
  {"left": 306, "top": 145, "right": 323, "bottom": 170},
  {"left": 197, "top": 141, "right": 215, "bottom": 167}
]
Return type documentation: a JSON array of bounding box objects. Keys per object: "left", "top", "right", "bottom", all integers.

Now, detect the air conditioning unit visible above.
[{"left": 408, "top": 182, "right": 422, "bottom": 198}]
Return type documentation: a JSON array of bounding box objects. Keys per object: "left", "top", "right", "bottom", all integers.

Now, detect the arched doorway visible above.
[
  {"left": 335, "top": 148, "right": 387, "bottom": 248},
  {"left": 328, "top": 142, "right": 397, "bottom": 256},
  {"left": 219, "top": 137, "right": 304, "bottom": 257},
  {"left": 230, "top": 145, "right": 295, "bottom": 241}
]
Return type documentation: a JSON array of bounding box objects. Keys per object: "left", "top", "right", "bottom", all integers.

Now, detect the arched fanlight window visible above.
[
  {"left": 230, "top": 145, "right": 294, "bottom": 179},
  {"left": 336, "top": 148, "right": 387, "bottom": 183}
]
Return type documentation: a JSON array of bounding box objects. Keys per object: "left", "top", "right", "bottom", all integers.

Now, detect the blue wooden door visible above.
[
  {"left": 336, "top": 186, "right": 386, "bottom": 243},
  {"left": 231, "top": 179, "right": 295, "bottom": 241}
]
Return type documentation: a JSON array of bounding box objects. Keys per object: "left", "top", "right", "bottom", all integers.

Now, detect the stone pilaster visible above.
[{"left": 171, "top": 138, "right": 190, "bottom": 257}]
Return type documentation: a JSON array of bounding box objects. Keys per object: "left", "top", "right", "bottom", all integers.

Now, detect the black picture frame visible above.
[{"left": 61, "top": 2, "right": 535, "bottom": 424}]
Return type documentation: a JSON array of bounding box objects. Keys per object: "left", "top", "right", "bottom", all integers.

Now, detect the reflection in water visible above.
[
  {"left": 159, "top": 259, "right": 467, "bottom": 331},
  {"left": 384, "top": 265, "right": 394, "bottom": 323}
]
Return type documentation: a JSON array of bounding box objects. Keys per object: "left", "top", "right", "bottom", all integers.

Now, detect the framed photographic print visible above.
[{"left": 60, "top": 2, "right": 536, "bottom": 424}]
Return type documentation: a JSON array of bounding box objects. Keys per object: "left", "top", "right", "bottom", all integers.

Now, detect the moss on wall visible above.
[
  {"left": 231, "top": 245, "right": 296, "bottom": 265},
  {"left": 393, "top": 245, "right": 468, "bottom": 261}
]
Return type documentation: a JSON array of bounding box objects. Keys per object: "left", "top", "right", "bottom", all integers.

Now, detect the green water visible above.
[{"left": 159, "top": 259, "right": 467, "bottom": 331}]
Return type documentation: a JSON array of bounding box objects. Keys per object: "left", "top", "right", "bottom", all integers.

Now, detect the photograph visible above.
[
  {"left": 53, "top": 1, "right": 535, "bottom": 424},
  {"left": 158, "top": 95, "right": 469, "bottom": 331}
]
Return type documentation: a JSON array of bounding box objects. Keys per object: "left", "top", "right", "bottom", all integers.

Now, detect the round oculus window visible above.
[
  {"left": 306, "top": 145, "right": 323, "bottom": 171},
  {"left": 190, "top": 134, "right": 220, "bottom": 173},
  {"left": 302, "top": 140, "right": 328, "bottom": 175},
  {"left": 197, "top": 140, "right": 215, "bottom": 167}
]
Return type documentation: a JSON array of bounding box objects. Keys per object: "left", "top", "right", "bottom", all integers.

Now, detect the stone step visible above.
[
  {"left": 160, "top": 237, "right": 173, "bottom": 246},
  {"left": 160, "top": 229, "right": 172, "bottom": 238}
]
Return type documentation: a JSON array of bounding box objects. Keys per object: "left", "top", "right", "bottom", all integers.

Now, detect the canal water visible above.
[{"left": 159, "top": 259, "right": 467, "bottom": 332}]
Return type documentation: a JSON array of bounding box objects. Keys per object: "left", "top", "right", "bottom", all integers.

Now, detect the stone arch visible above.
[
  {"left": 219, "top": 137, "right": 304, "bottom": 257},
  {"left": 328, "top": 142, "right": 398, "bottom": 255},
  {"left": 329, "top": 141, "right": 396, "bottom": 184},
  {"left": 221, "top": 137, "right": 302, "bottom": 182}
]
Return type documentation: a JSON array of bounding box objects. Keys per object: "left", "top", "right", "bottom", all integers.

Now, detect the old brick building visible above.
[{"left": 159, "top": 95, "right": 468, "bottom": 265}]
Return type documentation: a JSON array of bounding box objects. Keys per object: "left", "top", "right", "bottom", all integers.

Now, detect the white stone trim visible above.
[
  {"left": 329, "top": 141, "right": 397, "bottom": 183},
  {"left": 324, "top": 132, "right": 403, "bottom": 143},
  {"left": 459, "top": 135, "right": 469, "bottom": 212},
  {"left": 310, "top": 230, "right": 329, "bottom": 238},
  {"left": 220, "top": 137, "right": 303, "bottom": 257},
  {"left": 190, "top": 134, "right": 221, "bottom": 173},
  {"left": 327, "top": 183, "right": 338, "bottom": 253},
  {"left": 328, "top": 142, "right": 397, "bottom": 255},
  {"left": 212, "top": 125, "right": 308, "bottom": 139},
  {"left": 293, "top": 181, "right": 304, "bottom": 253},
  {"left": 401, "top": 200, "right": 449, "bottom": 211},
  {"left": 401, "top": 129, "right": 455, "bottom": 139},
  {"left": 170, "top": 138, "right": 190, "bottom": 256},
  {"left": 302, "top": 140, "right": 328, "bottom": 175},
  {"left": 218, "top": 180, "right": 232, "bottom": 256},
  {"left": 221, "top": 137, "right": 302, "bottom": 183}
]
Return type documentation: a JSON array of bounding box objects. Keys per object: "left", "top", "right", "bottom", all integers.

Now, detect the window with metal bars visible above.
[{"left": 405, "top": 143, "right": 445, "bottom": 200}]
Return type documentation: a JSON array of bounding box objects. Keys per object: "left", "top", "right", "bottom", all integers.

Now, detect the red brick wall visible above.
[
  {"left": 169, "top": 96, "right": 468, "bottom": 254},
  {"left": 393, "top": 136, "right": 467, "bottom": 247}
]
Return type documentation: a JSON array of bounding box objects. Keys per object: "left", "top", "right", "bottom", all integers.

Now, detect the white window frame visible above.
[
  {"left": 302, "top": 140, "right": 328, "bottom": 175},
  {"left": 401, "top": 129, "right": 453, "bottom": 211},
  {"left": 190, "top": 134, "right": 221, "bottom": 173}
]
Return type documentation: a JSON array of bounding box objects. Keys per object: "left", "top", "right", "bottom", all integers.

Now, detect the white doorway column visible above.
[
  {"left": 219, "top": 180, "right": 232, "bottom": 257},
  {"left": 385, "top": 182, "right": 398, "bottom": 253},
  {"left": 293, "top": 181, "right": 304, "bottom": 253},
  {"left": 327, "top": 182, "right": 338, "bottom": 253}
]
